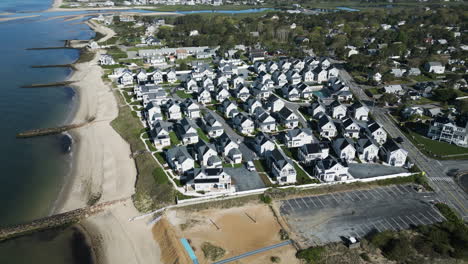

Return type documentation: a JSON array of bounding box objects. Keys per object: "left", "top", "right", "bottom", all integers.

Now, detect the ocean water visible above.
[{"left": 0, "top": 1, "right": 95, "bottom": 263}]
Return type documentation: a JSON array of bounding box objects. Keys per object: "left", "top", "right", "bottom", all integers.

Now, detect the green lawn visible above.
[
  {"left": 281, "top": 146, "right": 294, "bottom": 159},
  {"left": 294, "top": 163, "right": 316, "bottom": 185},
  {"left": 405, "top": 128, "right": 468, "bottom": 158},
  {"left": 412, "top": 97, "right": 436, "bottom": 105},
  {"left": 197, "top": 128, "right": 210, "bottom": 142},
  {"left": 175, "top": 90, "right": 193, "bottom": 99},
  {"left": 253, "top": 160, "right": 267, "bottom": 173},
  {"left": 154, "top": 152, "right": 166, "bottom": 165},
  {"left": 169, "top": 131, "right": 180, "bottom": 145},
  {"left": 367, "top": 87, "right": 381, "bottom": 95},
  {"left": 223, "top": 162, "right": 243, "bottom": 168}
]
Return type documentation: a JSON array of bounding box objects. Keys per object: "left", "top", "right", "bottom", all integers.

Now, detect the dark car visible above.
[{"left": 395, "top": 136, "right": 404, "bottom": 143}]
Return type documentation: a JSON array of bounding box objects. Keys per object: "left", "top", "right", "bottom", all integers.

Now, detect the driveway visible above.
[{"left": 349, "top": 163, "right": 408, "bottom": 179}]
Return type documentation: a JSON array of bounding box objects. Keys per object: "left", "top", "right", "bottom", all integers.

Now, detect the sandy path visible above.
[
  {"left": 86, "top": 20, "right": 116, "bottom": 43},
  {"left": 83, "top": 203, "right": 162, "bottom": 264},
  {"left": 0, "top": 15, "right": 40, "bottom": 22}
]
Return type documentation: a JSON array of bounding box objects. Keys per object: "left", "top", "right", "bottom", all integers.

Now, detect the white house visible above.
[
  {"left": 254, "top": 132, "right": 275, "bottom": 157},
  {"left": 193, "top": 140, "right": 222, "bottom": 168},
  {"left": 151, "top": 121, "right": 171, "bottom": 148},
  {"left": 333, "top": 137, "right": 356, "bottom": 161},
  {"left": 383, "top": 84, "right": 403, "bottom": 94},
  {"left": 164, "top": 100, "right": 182, "bottom": 120},
  {"left": 99, "top": 54, "right": 115, "bottom": 65},
  {"left": 425, "top": 62, "right": 445, "bottom": 74},
  {"left": 186, "top": 167, "right": 232, "bottom": 192},
  {"left": 356, "top": 137, "right": 380, "bottom": 162},
  {"left": 176, "top": 118, "right": 199, "bottom": 145},
  {"left": 181, "top": 98, "right": 200, "bottom": 119},
  {"left": 216, "top": 133, "right": 242, "bottom": 164},
  {"left": 276, "top": 107, "right": 299, "bottom": 129},
  {"left": 348, "top": 102, "right": 369, "bottom": 121},
  {"left": 298, "top": 143, "right": 329, "bottom": 164},
  {"left": 340, "top": 118, "right": 361, "bottom": 139},
  {"left": 233, "top": 113, "right": 255, "bottom": 135},
  {"left": 366, "top": 122, "right": 387, "bottom": 145},
  {"left": 427, "top": 117, "right": 467, "bottom": 147},
  {"left": 283, "top": 128, "right": 314, "bottom": 148},
  {"left": 379, "top": 140, "right": 408, "bottom": 167},
  {"left": 314, "top": 157, "right": 350, "bottom": 182},
  {"left": 202, "top": 112, "right": 224, "bottom": 138},
  {"left": 166, "top": 146, "right": 194, "bottom": 174},
  {"left": 328, "top": 100, "right": 347, "bottom": 120},
  {"left": 318, "top": 115, "right": 338, "bottom": 138},
  {"left": 268, "top": 148, "right": 297, "bottom": 185}
]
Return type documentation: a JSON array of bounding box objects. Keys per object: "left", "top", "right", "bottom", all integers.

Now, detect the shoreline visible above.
[{"left": 51, "top": 16, "right": 163, "bottom": 264}]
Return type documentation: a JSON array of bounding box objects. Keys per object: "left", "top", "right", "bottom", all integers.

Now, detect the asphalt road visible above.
[
  {"left": 339, "top": 69, "right": 468, "bottom": 220},
  {"left": 280, "top": 185, "right": 444, "bottom": 246}
]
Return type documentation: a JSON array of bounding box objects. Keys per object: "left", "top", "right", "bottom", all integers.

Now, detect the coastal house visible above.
[
  {"left": 192, "top": 140, "right": 222, "bottom": 168},
  {"left": 301, "top": 67, "right": 315, "bottom": 83},
  {"left": 365, "top": 122, "right": 387, "bottom": 145},
  {"left": 427, "top": 117, "right": 468, "bottom": 147},
  {"left": 216, "top": 133, "right": 242, "bottom": 164},
  {"left": 314, "top": 157, "right": 350, "bottom": 182},
  {"left": 272, "top": 71, "right": 288, "bottom": 86},
  {"left": 281, "top": 84, "right": 301, "bottom": 101},
  {"left": 283, "top": 128, "right": 314, "bottom": 148},
  {"left": 318, "top": 115, "right": 338, "bottom": 138},
  {"left": 265, "top": 95, "right": 285, "bottom": 113},
  {"left": 310, "top": 102, "right": 327, "bottom": 119},
  {"left": 244, "top": 98, "right": 263, "bottom": 115},
  {"left": 215, "top": 87, "right": 230, "bottom": 102},
  {"left": 297, "top": 83, "right": 314, "bottom": 99},
  {"left": 233, "top": 113, "right": 255, "bottom": 135},
  {"left": 276, "top": 107, "right": 299, "bottom": 129},
  {"left": 185, "top": 78, "right": 199, "bottom": 93},
  {"left": 166, "top": 146, "right": 195, "bottom": 174},
  {"left": 197, "top": 88, "right": 211, "bottom": 105},
  {"left": 175, "top": 118, "right": 199, "bottom": 145},
  {"left": 145, "top": 102, "right": 163, "bottom": 128},
  {"left": 328, "top": 100, "right": 347, "bottom": 120},
  {"left": 252, "top": 83, "right": 271, "bottom": 100},
  {"left": 219, "top": 99, "right": 239, "bottom": 118},
  {"left": 379, "top": 140, "right": 408, "bottom": 167},
  {"left": 186, "top": 167, "right": 232, "bottom": 192},
  {"left": 181, "top": 98, "right": 200, "bottom": 119},
  {"left": 356, "top": 136, "right": 380, "bottom": 162},
  {"left": 166, "top": 69, "right": 177, "bottom": 84},
  {"left": 118, "top": 70, "right": 134, "bottom": 86},
  {"left": 298, "top": 143, "right": 329, "bottom": 164},
  {"left": 151, "top": 121, "right": 171, "bottom": 148},
  {"left": 348, "top": 102, "right": 369, "bottom": 121},
  {"left": 236, "top": 85, "right": 251, "bottom": 102},
  {"left": 286, "top": 70, "right": 301, "bottom": 85},
  {"left": 164, "top": 100, "right": 182, "bottom": 120},
  {"left": 383, "top": 85, "right": 403, "bottom": 94},
  {"left": 424, "top": 62, "right": 445, "bottom": 74},
  {"left": 254, "top": 109, "right": 277, "bottom": 133},
  {"left": 99, "top": 54, "right": 115, "bottom": 65},
  {"left": 267, "top": 148, "right": 297, "bottom": 185},
  {"left": 202, "top": 112, "right": 224, "bottom": 138},
  {"left": 254, "top": 132, "right": 276, "bottom": 157},
  {"left": 340, "top": 118, "right": 361, "bottom": 139},
  {"left": 332, "top": 137, "right": 356, "bottom": 161}
]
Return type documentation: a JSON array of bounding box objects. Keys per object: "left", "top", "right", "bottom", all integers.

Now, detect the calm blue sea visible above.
[{"left": 0, "top": 1, "right": 95, "bottom": 263}]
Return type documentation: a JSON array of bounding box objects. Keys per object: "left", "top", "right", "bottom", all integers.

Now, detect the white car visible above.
[{"left": 246, "top": 161, "right": 255, "bottom": 171}]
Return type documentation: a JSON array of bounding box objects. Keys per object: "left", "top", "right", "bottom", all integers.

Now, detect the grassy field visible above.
[
  {"left": 176, "top": 90, "right": 193, "bottom": 99},
  {"left": 111, "top": 91, "right": 175, "bottom": 212},
  {"left": 405, "top": 128, "right": 468, "bottom": 158}
]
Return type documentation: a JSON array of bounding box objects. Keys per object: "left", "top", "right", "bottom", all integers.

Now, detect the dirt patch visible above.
[
  {"left": 152, "top": 218, "right": 192, "bottom": 264},
  {"left": 165, "top": 203, "right": 300, "bottom": 264}
]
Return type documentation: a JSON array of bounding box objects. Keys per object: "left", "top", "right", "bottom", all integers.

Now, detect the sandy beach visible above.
[{"left": 53, "top": 20, "right": 162, "bottom": 264}]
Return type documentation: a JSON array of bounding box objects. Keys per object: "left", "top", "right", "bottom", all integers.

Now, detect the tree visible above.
[{"left": 432, "top": 88, "right": 457, "bottom": 103}]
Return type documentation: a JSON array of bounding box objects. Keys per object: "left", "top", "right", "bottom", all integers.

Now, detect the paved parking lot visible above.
[
  {"left": 225, "top": 167, "right": 265, "bottom": 192},
  {"left": 279, "top": 185, "right": 445, "bottom": 246}
]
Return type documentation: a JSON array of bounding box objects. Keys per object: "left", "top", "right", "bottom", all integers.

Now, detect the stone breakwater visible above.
[{"left": 0, "top": 197, "right": 129, "bottom": 242}]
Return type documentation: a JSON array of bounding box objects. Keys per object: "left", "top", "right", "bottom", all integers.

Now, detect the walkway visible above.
[{"left": 213, "top": 240, "right": 293, "bottom": 264}]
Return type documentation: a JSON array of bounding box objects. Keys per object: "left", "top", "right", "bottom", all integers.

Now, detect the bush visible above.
[
  {"left": 360, "top": 253, "right": 370, "bottom": 261},
  {"left": 201, "top": 242, "right": 225, "bottom": 261},
  {"left": 260, "top": 193, "right": 272, "bottom": 204},
  {"left": 279, "top": 229, "right": 289, "bottom": 240},
  {"left": 381, "top": 237, "right": 413, "bottom": 262},
  {"left": 270, "top": 256, "right": 281, "bottom": 263},
  {"left": 296, "top": 247, "right": 324, "bottom": 264}
]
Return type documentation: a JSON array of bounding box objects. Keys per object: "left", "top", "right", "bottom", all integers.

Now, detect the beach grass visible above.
[{"left": 111, "top": 91, "right": 175, "bottom": 212}]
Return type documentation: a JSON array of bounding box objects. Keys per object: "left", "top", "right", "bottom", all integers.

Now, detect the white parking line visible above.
[
  {"left": 396, "top": 185, "right": 409, "bottom": 194},
  {"left": 383, "top": 219, "right": 397, "bottom": 231},
  {"left": 357, "top": 225, "right": 367, "bottom": 236},
  {"left": 370, "top": 189, "right": 384, "bottom": 198},
  {"left": 376, "top": 220, "right": 388, "bottom": 231},
  {"left": 292, "top": 199, "right": 302, "bottom": 209},
  {"left": 358, "top": 190, "right": 369, "bottom": 199},
  {"left": 307, "top": 197, "right": 319, "bottom": 208},
  {"left": 379, "top": 188, "right": 393, "bottom": 198},
  {"left": 399, "top": 216, "right": 413, "bottom": 226},
  {"left": 316, "top": 197, "right": 326, "bottom": 207},
  {"left": 345, "top": 192, "right": 354, "bottom": 201},
  {"left": 370, "top": 222, "right": 381, "bottom": 231},
  {"left": 330, "top": 193, "right": 340, "bottom": 203},
  {"left": 351, "top": 192, "right": 362, "bottom": 201},
  {"left": 391, "top": 186, "right": 404, "bottom": 195},
  {"left": 390, "top": 218, "right": 404, "bottom": 230},
  {"left": 386, "top": 187, "right": 399, "bottom": 197},
  {"left": 366, "top": 190, "right": 377, "bottom": 199},
  {"left": 426, "top": 210, "right": 443, "bottom": 222},
  {"left": 419, "top": 212, "right": 433, "bottom": 224},
  {"left": 285, "top": 200, "right": 294, "bottom": 210},
  {"left": 405, "top": 215, "right": 420, "bottom": 226},
  {"left": 300, "top": 198, "right": 310, "bottom": 208}
]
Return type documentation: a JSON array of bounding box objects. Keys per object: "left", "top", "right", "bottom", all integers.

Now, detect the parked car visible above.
[
  {"left": 246, "top": 161, "right": 255, "bottom": 171},
  {"left": 395, "top": 136, "right": 404, "bottom": 143}
]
